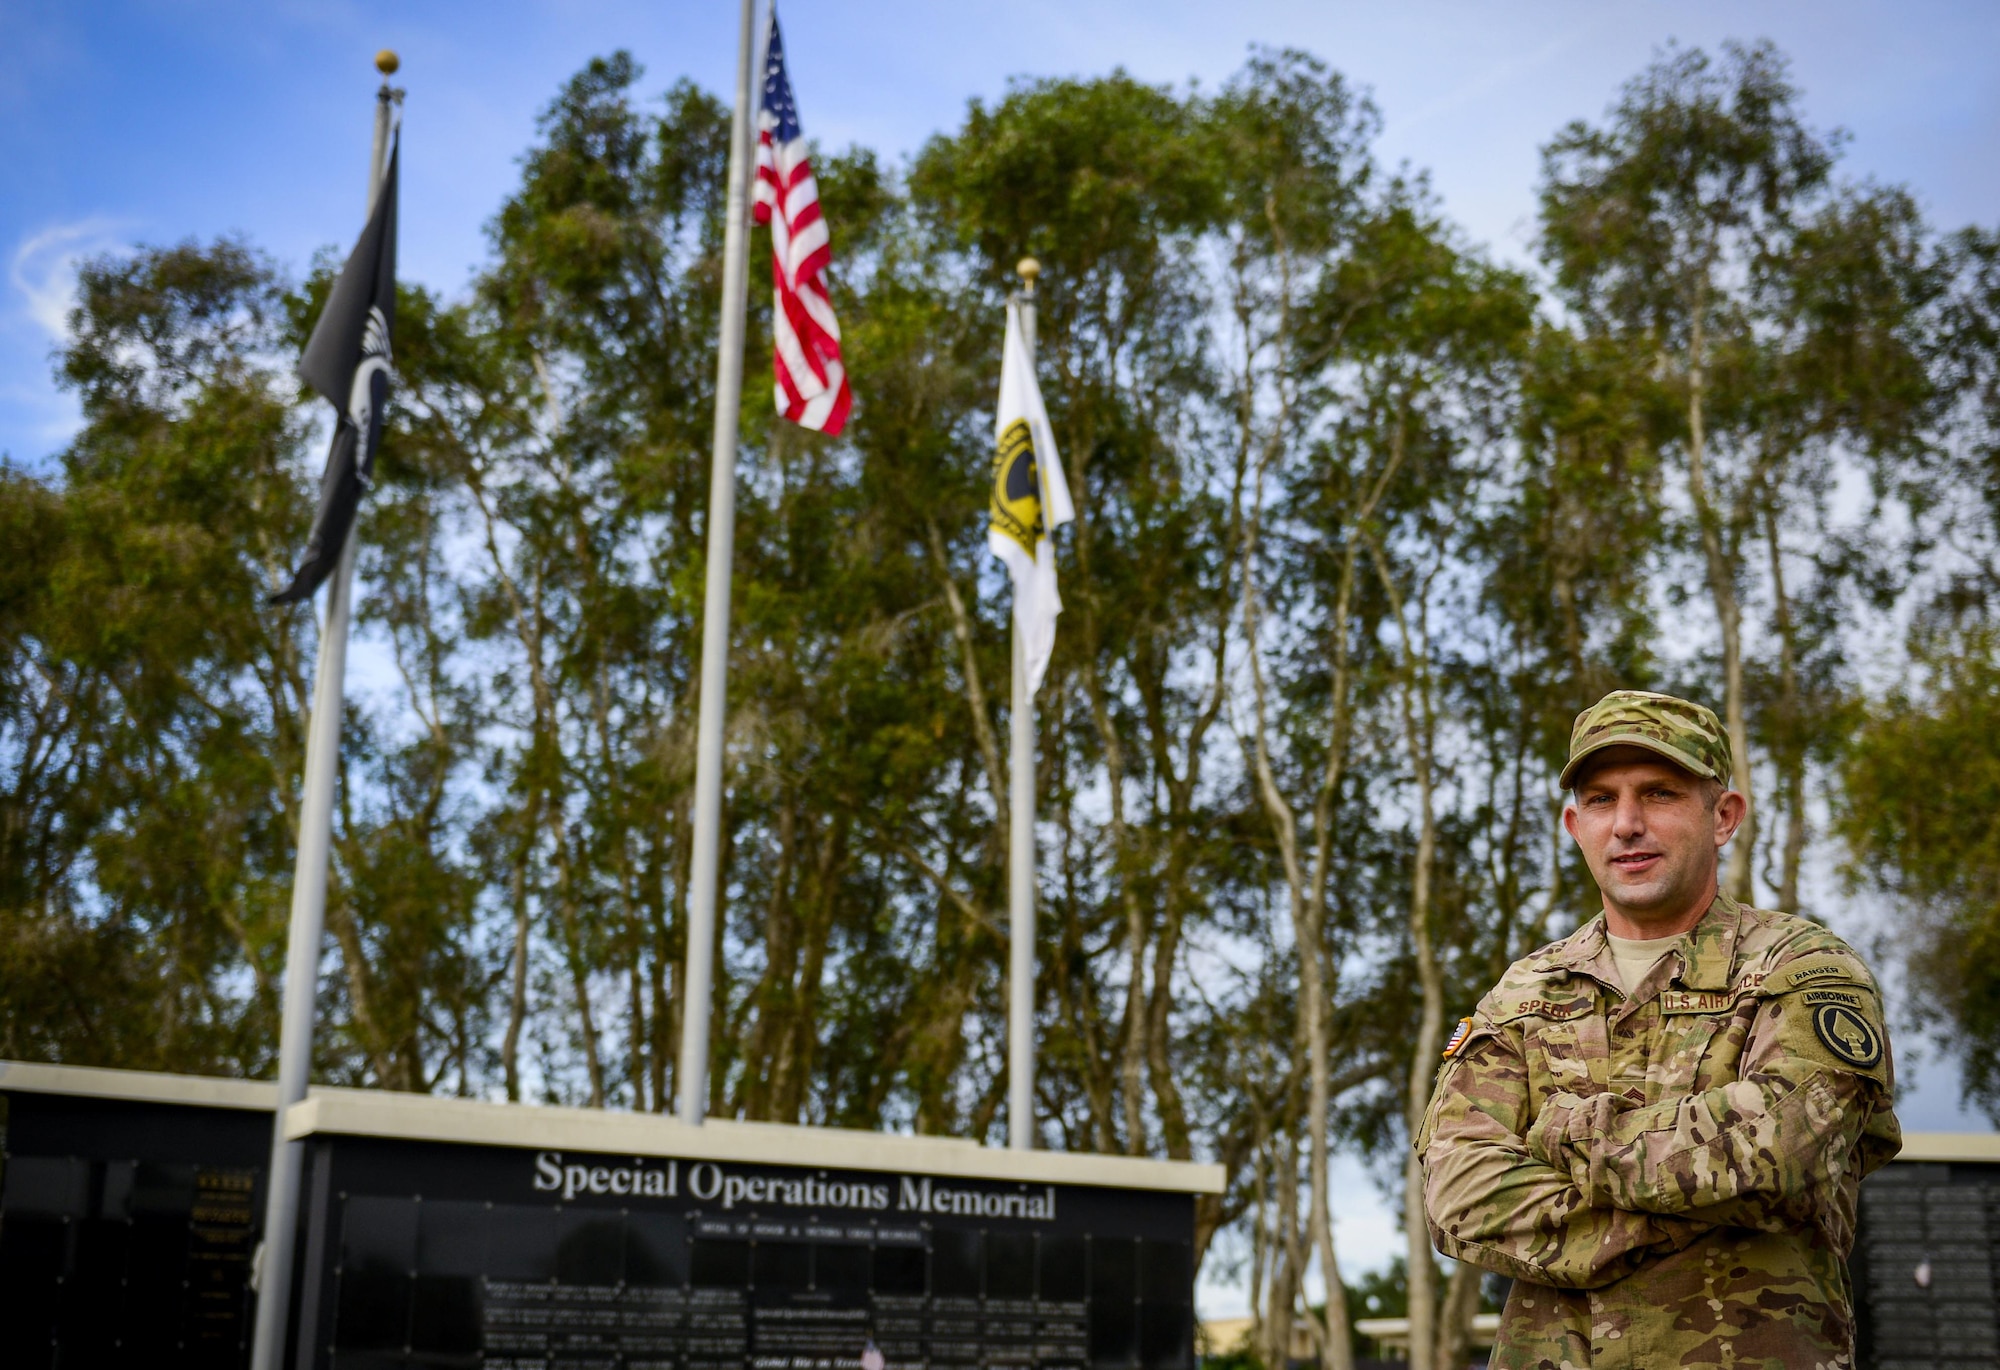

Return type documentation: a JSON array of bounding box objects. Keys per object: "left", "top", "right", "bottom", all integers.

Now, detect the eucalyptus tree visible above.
[
  {"left": 805, "top": 164, "right": 1019, "bottom": 1135},
  {"left": 913, "top": 70, "right": 1241, "bottom": 1162},
  {"left": 1739, "top": 185, "right": 1936, "bottom": 907},
  {"left": 1921, "top": 226, "right": 2000, "bottom": 594},
  {"left": 0, "top": 241, "right": 312, "bottom": 1073},
  {"left": 1838, "top": 636, "right": 2000, "bottom": 1120},
  {"left": 1835, "top": 225, "right": 2000, "bottom": 1118},
  {"left": 467, "top": 56, "right": 731, "bottom": 1108},
  {"left": 1542, "top": 42, "right": 1948, "bottom": 913},
  {"left": 1539, "top": 41, "right": 1844, "bottom": 902},
  {"left": 1268, "top": 190, "right": 1534, "bottom": 1370},
  {"left": 15, "top": 35, "right": 1995, "bottom": 1344},
  {"left": 1212, "top": 47, "right": 1379, "bottom": 1370},
  {"left": 1, "top": 241, "right": 496, "bottom": 1093},
  {"left": 318, "top": 277, "right": 497, "bottom": 1093}
]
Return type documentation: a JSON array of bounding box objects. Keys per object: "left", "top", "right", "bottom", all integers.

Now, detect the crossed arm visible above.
[
  {"left": 1419, "top": 1027, "right": 1699, "bottom": 1290},
  {"left": 1419, "top": 1003, "right": 1887, "bottom": 1290}
]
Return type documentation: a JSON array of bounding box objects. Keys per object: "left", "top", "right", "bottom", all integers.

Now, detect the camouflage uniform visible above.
[{"left": 1417, "top": 692, "right": 1902, "bottom": 1369}]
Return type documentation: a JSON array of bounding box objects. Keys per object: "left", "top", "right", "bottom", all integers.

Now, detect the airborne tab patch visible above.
[{"left": 1659, "top": 990, "right": 1732, "bottom": 1015}]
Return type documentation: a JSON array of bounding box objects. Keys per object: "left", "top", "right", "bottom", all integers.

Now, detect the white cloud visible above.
[{"left": 9, "top": 218, "right": 130, "bottom": 343}]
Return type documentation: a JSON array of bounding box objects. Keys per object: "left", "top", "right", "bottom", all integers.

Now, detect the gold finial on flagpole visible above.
[
  {"left": 376, "top": 49, "right": 401, "bottom": 76},
  {"left": 1016, "top": 257, "right": 1041, "bottom": 296}
]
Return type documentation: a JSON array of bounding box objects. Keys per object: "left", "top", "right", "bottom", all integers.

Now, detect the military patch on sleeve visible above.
[
  {"left": 1442, "top": 1016, "right": 1473, "bottom": 1057},
  {"left": 1812, "top": 1001, "right": 1884, "bottom": 1069},
  {"left": 1766, "top": 951, "right": 1868, "bottom": 995}
]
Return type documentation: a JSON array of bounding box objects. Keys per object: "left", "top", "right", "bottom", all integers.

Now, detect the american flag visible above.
[{"left": 753, "top": 10, "right": 851, "bottom": 435}]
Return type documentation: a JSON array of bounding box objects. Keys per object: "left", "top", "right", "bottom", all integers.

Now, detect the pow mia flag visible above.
[
  {"left": 271, "top": 136, "right": 399, "bottom": 606},
  {"left": 988, "top": 298, "right": 1072, "bottom": 694}
]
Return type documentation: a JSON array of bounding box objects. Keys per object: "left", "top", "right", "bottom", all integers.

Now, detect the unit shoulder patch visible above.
[{"left": 1811, "top": 1001, "right": 1884, "bottom": 1069}]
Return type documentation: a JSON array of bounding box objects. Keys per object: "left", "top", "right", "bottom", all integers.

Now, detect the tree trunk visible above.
[
  {"left": 1370, "top": 532, "right": 1447, "bottom": 1370},
  {"left": 628, "top": 956, "right": 648, "bottom": 1112},
  {"left": 647, "top": 816, "right": 675, "bottom": 1111},
  {"left": 1682, "top": 308, "right": 1756, "bottom": 900},
  {"left": 1433, "top": 1261, "right": 1482, "bottom": 1370},
  {"left": 501, "top": 804, "right": 535, "bottom": 1102},
  {"left": 926, "top": 519, "right": 1007, "bottom": 828},
  {"left": 1765, "top": 507, "right": 1806, "bottom": 912},
  {"left": 1400, "top": 746, "right": 1444, "bottom": 1370},
  {"left": 1243, "top": 499, "right": 1354, "bottom": 1370},
  {"left": 325, "top": 891, "right": 394, "bottom": 1087},
  {"left": 1265, "top": 1125, "right": 1310, "bottom": 1370},
  {"left": 1247, "top": 1140, "right": 1271, "bottom": 1365},
  {"left": 741, "top": 796, "right": 800, "bottom": 1120},
  {"left": 558, "top": 893, "right": 605, "bottom": 1108},
  {"left": 1054, "top": 776, "right": 1119, "bottom": 1149}
]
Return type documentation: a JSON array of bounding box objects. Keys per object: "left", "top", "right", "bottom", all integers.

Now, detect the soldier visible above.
[{"left": 1417, "top": 690, "right": 1901, "bottom": 1369}]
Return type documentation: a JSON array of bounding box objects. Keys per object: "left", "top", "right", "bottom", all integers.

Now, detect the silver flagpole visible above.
[
  {"left": 1007, "top": 257, "right": 1040, "bottom": 1151},
  {"left": 248, "top": 49, "right": 400, "bottom": 1370},
  {"left": 678, "top": 0, "right": 760, "bottom": 1126}
]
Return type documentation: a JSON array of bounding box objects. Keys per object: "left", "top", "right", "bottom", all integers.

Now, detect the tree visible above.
[
  {"left": 0, "top": 240, "right": 312, "bottom": 1073},
  {"left": 1219, "top": 49, "right": 1380, "bottom": 1370},
  {"left": 1540, "top": 40, "right": 1843, "bottom": 903},
  {"left": 9, "top": 34, "right": 1996, "bottom": 1339},
  {"left": 1838, "top": 639, "right": 2000, "bottom": 1118},
  {"left": 915, "top": 68, "right": 1238, "bottom": 1160},
  {"left": 1836, "top": 223, "right": 2000, "bottom": 1118}
]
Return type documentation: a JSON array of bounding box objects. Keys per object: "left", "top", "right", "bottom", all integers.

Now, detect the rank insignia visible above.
[{"left": 1443, "top": 1016, "right": 1473, "bottom": 1057}]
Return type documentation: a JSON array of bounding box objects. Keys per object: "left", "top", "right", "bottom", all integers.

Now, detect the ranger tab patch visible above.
[
  {"left": 1768, "top": 952, "right": 1864, "bottom": 995},
  {"left": 1442, "top": 1017, "right": 1473, "bottom": 1057}
]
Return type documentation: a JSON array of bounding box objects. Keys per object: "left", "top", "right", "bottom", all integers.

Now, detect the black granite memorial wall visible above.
[
  {"left": 1854, "top": 1159, "right": 2000, "bottom": 1370},
  {"left": 0, "top": 1075, "right": 1198, "bottom": 1370},
  {"left": 289, "top": 1135, "right": 1195, "bottom": 1370},
  {"left": 6, "top": 1069, "right": 1999, "bottom": 1370},
  {"left": 0, "top": 1088, "right": 270, "bottom": 1369}
]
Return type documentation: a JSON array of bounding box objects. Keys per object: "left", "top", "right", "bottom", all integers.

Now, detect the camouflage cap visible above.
[{"left": 1559, "top": 689, "right": 1732, "bottom": 790}]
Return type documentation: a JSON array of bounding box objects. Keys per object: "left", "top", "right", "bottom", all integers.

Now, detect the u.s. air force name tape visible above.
[{"left": 1660, "top": 990, "right": 1733, "bottom": 1015}]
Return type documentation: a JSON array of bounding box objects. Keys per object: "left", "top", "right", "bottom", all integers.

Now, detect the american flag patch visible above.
[{"left": 1442, "top": 1016, "right": 1474, "bottom": 1057}]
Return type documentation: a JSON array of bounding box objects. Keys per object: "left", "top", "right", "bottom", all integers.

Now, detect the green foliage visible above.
[
  {"left": 2, "top": 37, "right": 1995, "bottom": 1362},
  {"left": 1838, "top": 637, "right": 2000, "bottom": 1117},
  {"left": 0, "top": 240, "right": 309, "bottom": 1074}
]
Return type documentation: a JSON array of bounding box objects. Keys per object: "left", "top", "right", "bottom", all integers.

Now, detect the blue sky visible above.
[
  {"left": 4, "top": 0, "right": 1996, "bottom": 464},
  {"left": 4, "top": 0, "right": 1995, "bottom": 1301}
]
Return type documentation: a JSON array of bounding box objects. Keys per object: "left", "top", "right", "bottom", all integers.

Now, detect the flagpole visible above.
[
  {"left": 678, "top": 0, "right": 760, "bottom": 1127},
  {"left": 1007, "top": 256, "right": 1041, "bottom": 1152},
  {"left": 248, "top": 50, "right": 400, "bottom": 1370}
]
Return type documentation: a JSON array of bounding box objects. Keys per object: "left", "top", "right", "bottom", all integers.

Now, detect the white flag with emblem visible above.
[{"left": 988, "top": 300, "right": 1073, "bottom": 695}]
